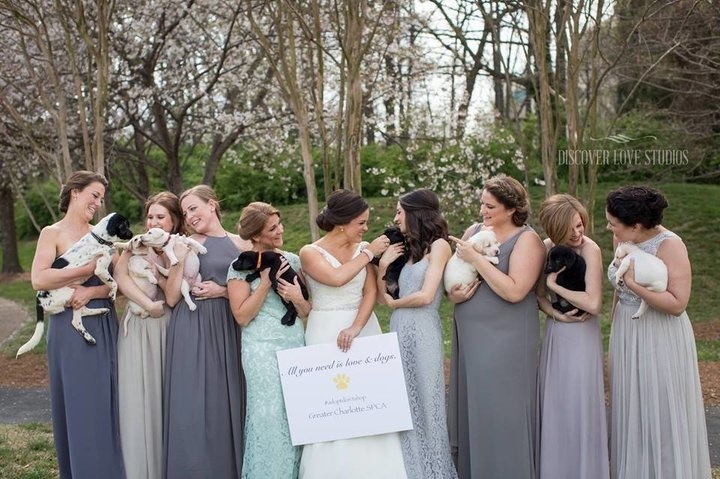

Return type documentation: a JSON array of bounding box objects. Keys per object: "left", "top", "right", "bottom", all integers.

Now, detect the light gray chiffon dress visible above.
[
  {"left": 608, "top": 230, "right": 710, "bottom": 479},
  {"left": 448, "top": 225, "right": 539, "bottom": 479},
  {"left": 390, "top": 259, "right": 458, "bottom": 478},
  {"left": 537, "top": 311, "right": 609, "bottom": 479},
  {"left": 163, "top": 235, "right": 245, "bottom": 479},
  {"left": 118, "top": 290, "right": 170, "bottom": 479}
]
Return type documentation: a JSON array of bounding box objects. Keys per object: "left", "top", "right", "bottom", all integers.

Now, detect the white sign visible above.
[{"left": 276, "top": 332, "right": 413, "bottom": 446}]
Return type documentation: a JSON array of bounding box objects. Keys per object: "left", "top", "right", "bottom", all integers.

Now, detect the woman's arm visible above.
[
  {"left": 299, "top": 238, "right": 385, "bottom": 288},
  {"left": 114, "top": 251, "right": 165, "bottom": 317},
  {"left": 337, "top": 265, "right": 378, "bottom": 352},
  {"left": 385, "top": 239, "right": 451, "bottom": 308},
  {"left": 228, "top": 269, "right": 272, "bottom": 327},
  {"left": 546, "top": 239, "right": 603, "bottom": 315},
  {"left": 162, "top": 242, "right": 189, "bottom": 308},
  {"left": 277, "top": 269, "right": 312, "bottom": 320},
  {"left": 461, "top": 230, "right": 546, "bottom": 303},
  {"left": 623, "top": 236, "right": 691, "bottom": 316},
  {"left": 31, "top": 226, "right": 96, "bottom": 291}
]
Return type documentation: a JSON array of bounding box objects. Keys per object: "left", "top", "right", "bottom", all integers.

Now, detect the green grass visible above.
[{"left": 0, "top": 423, "right": 58, "bottom": 479}]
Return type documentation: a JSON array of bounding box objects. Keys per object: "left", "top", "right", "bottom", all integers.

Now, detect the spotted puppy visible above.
[{"left": 17, "top": 212, "right": 134, "bottom": 356}]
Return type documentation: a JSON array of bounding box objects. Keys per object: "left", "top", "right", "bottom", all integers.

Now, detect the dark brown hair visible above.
[
  {"left": 399, "top": 188, "right": 448, "bottom": 263},
  {"left": 606, "top": 185, "right": 668, "bottom": 229},
  {"left": 316, "top": 190, "right": 369, "bottom": 232},
  {"left": 58, "top": 171, "right": 108, "bottom": 213}
]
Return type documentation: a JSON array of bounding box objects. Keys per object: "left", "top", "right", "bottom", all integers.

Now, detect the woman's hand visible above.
[
  {"left": 337, "top": 325, "right": 361, "bottom": 352},
  {"left": 552, "top": 308, "right": 590, "bottom": 323},
  {"left": 277, "top": 275, "right": 304, "bottom": 303},
  {"left": 545, "top": 268, "right": 564, "bottom": 293},
  {"left": 66, "top": 285, "right": 93, "bottom": 310},
  {"left": 191, "top": 279, "right": 227, "bottom": 299},
  {"left": 379, "top": 243, "right": 404, "bottom": 269},
  {"left": 447, "top": 279, "right": 480, "bottom": 304},
  {"left": 146, "top": 300, "right": 166, "bottom": 318},
  {"left": 366, "top": 235, "right": 391, "bottom": 258},
  {"left": 449, "top": 236, "right": 481, "bottom": 264}
]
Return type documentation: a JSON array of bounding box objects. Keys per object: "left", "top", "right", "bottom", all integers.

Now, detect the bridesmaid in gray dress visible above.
[
  {"left": 536, "top": 194, "right": 609, "bottom": 479},
  {"left": 378, "top": 189, "right": 457, "bottom": 479},
  {"left": 163, "top": 185, "right": 252, "bottom": 479},
  {"left": 606, "top": 186, "right": 710, "bottom": 479},
  {"left": 31, "top": 171, "right": 125, "bottom": 479},
  {"left": 447, "top": 175, "right": 545, "bottom": 479},
  {"left": 115, "top": 192, "right": 185, "bottom": 479}
]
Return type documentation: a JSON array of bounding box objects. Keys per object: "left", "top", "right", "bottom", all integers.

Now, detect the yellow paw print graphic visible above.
[{"left": 333, "top": 373, "right": 350, "bottom": 390}]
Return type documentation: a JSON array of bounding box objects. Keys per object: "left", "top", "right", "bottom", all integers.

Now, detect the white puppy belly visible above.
[{"left": 444, "top": 255, "right": 478, "bottom": 293}]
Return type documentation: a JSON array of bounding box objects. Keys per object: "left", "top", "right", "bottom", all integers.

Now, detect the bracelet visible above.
[{"left": 361, "top": 248, "right": 374, "bottom": 261}]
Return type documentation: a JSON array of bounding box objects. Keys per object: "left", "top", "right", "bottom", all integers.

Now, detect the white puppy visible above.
[
  {"left": 444, "top": 229, "right": 500, "bottom": 293},
  {"left": 613, "top": 241, "right": 668, "bottom": 319},
  {"left": 155, "top": 234, "right": 207, "bottom": 311}
]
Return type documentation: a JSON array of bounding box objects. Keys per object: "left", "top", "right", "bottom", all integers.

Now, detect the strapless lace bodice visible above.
[{"left": 304, "top": 243, "right": 367, "bottom": 311}]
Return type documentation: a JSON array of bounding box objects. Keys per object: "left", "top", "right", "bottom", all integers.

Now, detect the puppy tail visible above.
[{"left": 16, "top": 303, "right": 45, "bottom": 357}]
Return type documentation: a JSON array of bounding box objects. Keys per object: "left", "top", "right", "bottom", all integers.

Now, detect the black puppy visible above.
[
  {"left": 371, "top": 226, "right": 407, "bottom": 299},
  {"left": 544, "top": 245, "right": 587, "bottom": 315},
  {"left": 231, "top": 251, "right": 309, "bottom": 326}
]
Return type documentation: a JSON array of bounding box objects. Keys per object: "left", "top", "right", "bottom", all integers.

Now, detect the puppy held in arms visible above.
[
  {"left": 153, "top": 234, "right": 207, "bottom": 311},
  {"left": 613, "top": 241, "right": 668, "bottom": 319},
  {"left": 443, "top": 229, "right": 500, "bottom": 293},
  {"left": 17, "top": 212, "right": 134, "bottom": 357},
  {"left": 544, "top": 245, "right": 587, "bottom": 315},
  {"left": 371, "top": 226, "right": 407, "bottom": 299},
  {"left": 231, "top": 251, "right": 309, "bottom": 326}
]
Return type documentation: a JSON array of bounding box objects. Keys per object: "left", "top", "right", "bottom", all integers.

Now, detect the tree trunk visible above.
[{"left": 0, "top": 185, "right": 23, "bottom": 274}]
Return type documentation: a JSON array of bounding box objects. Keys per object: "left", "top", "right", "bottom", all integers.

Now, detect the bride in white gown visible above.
[{"left": 299, "top": 190, "right": 408, "bottom": 479}]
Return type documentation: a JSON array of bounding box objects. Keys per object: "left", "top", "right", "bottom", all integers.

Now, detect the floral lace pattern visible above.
[{"left": 391, "top": 259, "right": 458, "bottom": 479}]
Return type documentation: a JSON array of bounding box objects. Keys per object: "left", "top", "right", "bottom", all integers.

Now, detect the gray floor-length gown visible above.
[
  {"left": 390, "top": 259, "right": 458, "bottom": 478},
  {"left": 537, "top": 313, "right": 609, "bottom": 479},
  {"left": 163, "top": 235, "right": 245, "bottom": 479},
  {"left": 47, "top": 275, "right": 125, "bottom": 479},
  {"left": 608, "top": 230, "right": 710, "bottom": 479},
  {"left": 449, "top": 225, "right": 538, "bottom": 479}
]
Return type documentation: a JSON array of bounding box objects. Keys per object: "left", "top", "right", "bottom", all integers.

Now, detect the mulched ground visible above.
[{"left": 4, "top": 319, "right": 720, "bottom": 405}]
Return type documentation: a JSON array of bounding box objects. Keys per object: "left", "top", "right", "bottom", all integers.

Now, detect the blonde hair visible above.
[
  {"left": 179, "top": 185, "right": 221, "bottom": 220},
  {"left": 237, "top": 202, "right": 280, "bottom": 242},
  {"left": 538, "top": 194, "right": 589, "bottom": 245},
  {"left": 483, "top": 175, "right": 529, "bottom": 226}
]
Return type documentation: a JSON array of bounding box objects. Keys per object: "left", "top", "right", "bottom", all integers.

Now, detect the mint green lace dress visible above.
[{"left": 227, "top": 251, "right": 306, "bottom": 479}]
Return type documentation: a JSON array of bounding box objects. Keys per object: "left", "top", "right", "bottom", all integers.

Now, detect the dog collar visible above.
[
  {"left": 91, "top": 231, "right": 114, "bottom": 247},
  {"left": 256, "top": 253, "right": 262, "bottom": 269},
  {"left": 152, "top": 235, "right": 172, "bottom": 254}
]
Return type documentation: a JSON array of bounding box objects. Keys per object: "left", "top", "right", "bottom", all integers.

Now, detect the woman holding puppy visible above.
[
  {"left": 298, "top": 189, "right": 407, "bottom": 478},
  {"left": 227, "top": 202, "right": 310, "bottom": 478},
  {"left": 377, "top": 188, "right": 457, "bottom": 479},
  {"left": 163, "top": 185, "right": 252, "bottom": 479},
  {"left": 31, "top": 170, "right": 125, "bottom": 478},
  {"left": 114, "top": 191, "right": 185, "bottom": 479},
  {"left": 606, "top": 186, "right": 710, "bottom": 479},
  {"left": 447, "top": 175, "right": 545, "bottom": 479},
  {"left": 535, "top": 194, "right": 609, "bottom": 479}
]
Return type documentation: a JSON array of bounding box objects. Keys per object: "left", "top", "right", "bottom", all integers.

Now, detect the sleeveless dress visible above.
[
  {"left": 390, "top": 259, "right": 458, "bottom": 478},
  {"left": 299, "top": 243, "right": 407, "bottom": 479},
  {"left": 163, "top": 235, "right": 245, "bottom": 479},
  {"left": 118, "top": 250, "right": 170, "bottom": 479},
  {"left": 608, "top": 230, "right": 710, "bottom": 479},
  {"left": 47, "top": 274, "right": 125, "bottom": 479},
  {"left": 227, "top": 252, "right": 305, "bottom": 479},
  {"left": 448, "top": 225, "right": 539, "bottom": 479},
  {"left": 537, "top": 299, "right": 609, "bottom": 478}
]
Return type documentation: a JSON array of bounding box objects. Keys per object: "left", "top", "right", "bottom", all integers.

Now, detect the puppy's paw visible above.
[
  {"left": 486, "top": 256, "right": 499, "bottom": 265},
  {"left": 333, "top": 373, "right": 350, "bottom": 390}
]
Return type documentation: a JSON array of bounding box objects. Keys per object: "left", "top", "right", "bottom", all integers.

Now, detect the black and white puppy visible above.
[
  {"left": 370, "top": 226, "right": 407, "bottom": 300},
  {"left": 544, "top": 245, "right": 587, "bottom": 315},
  {"left": 17, "top": 212, "right": 134, "bottom": 356},
  {"left": 231, "top": 251, "right": 309, "bottom": 326}
]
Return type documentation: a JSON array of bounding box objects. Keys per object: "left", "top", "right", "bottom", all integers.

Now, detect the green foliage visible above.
[{"left": 14, "top": 181, "right": 60, "bottom": 240}]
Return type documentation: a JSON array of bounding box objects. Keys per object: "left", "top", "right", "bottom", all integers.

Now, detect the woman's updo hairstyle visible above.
[
  {"left": 316, "top": 189, "right": 369, "bottom": 232},
  {"left": 606, "top": 185, "right": 668, "bottom": 229},
  {"left": 483, "top": 175, "right": 530, "bottom": 226},
  {"left": 58, "top": 170, "right": 108, "bottom": 213},
  {"left": 238, "top": 202, "right": 280, "bottom": 241}
]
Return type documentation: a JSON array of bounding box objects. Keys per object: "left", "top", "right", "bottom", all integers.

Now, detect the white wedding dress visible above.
[{"left": 299, "top": 243, "right": 408, "bottom": 479}]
